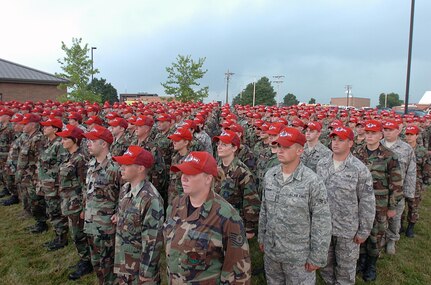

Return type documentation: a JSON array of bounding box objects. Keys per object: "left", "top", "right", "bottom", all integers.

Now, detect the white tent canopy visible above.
[{"left": 419, "top": 91, "right": 431, "bottom": 104}]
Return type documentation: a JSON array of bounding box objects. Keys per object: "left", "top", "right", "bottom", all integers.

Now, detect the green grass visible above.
[{"left": 1, "top": 191, "right": 431, "bottom": 285}]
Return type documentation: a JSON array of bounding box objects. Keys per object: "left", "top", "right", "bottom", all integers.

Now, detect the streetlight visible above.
[
  {"left": 91, "top": 47, "right": 97, "bottom": 82},
  {"left": 404, "top": 0, "right": 415, "bottom": 114},
  {"left": 225, "top": 69, "right": 234, "bottom": 104},
  {"left": 272, "top": 75, "right": 285, "bottom": 106}
]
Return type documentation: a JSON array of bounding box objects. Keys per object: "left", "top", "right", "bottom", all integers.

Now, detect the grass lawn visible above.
[{"left": 1, "top": 190, "right": 430, "bottom": 285}]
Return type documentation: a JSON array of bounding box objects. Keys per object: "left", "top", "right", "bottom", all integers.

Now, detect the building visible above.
[
  {"left": 119, "top": 92, "right": 176, "bottom": 104},
  {"left": 330, "top": 97, "right": 370, "bottom": 108},
  {"left": 0, "top": 58, "right": 68, "bottom": 102}
]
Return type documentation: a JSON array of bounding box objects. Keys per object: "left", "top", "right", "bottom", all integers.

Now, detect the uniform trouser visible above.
[
  {"left": 45, "top": 196, "right": 68, "bottom": 236},
  {"left": 402, "top": 190, "right": 422, "bottom": 224},
  {"left": 360, "top": 207, "right": 388, "bottom": 257},
  {"left": 88, "top": 233, "right": 118, "bottom": 285},
  {"left": 67, "top": 213, "right": 91, "bottom": 262},
  {"left": 118, "top": 274, "right": 159, "bottom": 285},
  {"left": 320, "top": 236, "right": 359, "bottom": 285},
  {"left": 17, "top": 182, "right": 31, "bottom": 214},
  {"left": 386, "top": 198, "right": 405, "bottom": 242},
  {"left": 4, "top": 174, "right": 17, "bottom": 196},
  {"left": 264, "top": 255, "right": 316, "bottom": 285},
  {"left": 24, "top": 182, "right": 48, "bottom": 223}
]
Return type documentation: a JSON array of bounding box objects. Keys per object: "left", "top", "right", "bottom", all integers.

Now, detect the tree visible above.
[
  {"left": 378, "top": 93, "right": 404, "bottom": 108},
  {"left": 161, "top": 55, "right": 209, "bottom": 102},
  {"left": 56, "top": 37, "right": 101, "bottom": 103},
  {"left": 308, "top": 98, "right": 316, "bottom": 104},
  {"left": 232, "top": 77, "right": 276, "bottom": 106},
  {"left": 283, "top": 93, "right": 299, "bottom": 106},
  {"left": 88, "top": 78, "right": 118, "bottom": 104}
]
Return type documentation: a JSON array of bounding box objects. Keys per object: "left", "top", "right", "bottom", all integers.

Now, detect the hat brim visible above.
[
  {"left": 170, "top": 163, "right": 203, "bottom": 175},
  {"left": 56, "top": 130, "right": 72, "bottom": 137},
  {"left": 83, "top": 133, "right": 101, "bottom": 140},
  {"left": 112, "top": 156, "right": 135, "bottom": 165},
  {"left": 329, "top": 132, "right": 349, "bottom": 140},
  {"left": 272, "top": 138, "right": 296, "bottom": 148},
  {"left": 168, "top": 134, "right": 186, "bottom": 142}
]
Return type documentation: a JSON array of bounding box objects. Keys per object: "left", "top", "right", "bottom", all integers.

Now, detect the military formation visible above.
[{"left": 0, "top": 100, "right": 430, "bottom": 285}]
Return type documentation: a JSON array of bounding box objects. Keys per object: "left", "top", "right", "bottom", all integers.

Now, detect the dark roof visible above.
[{"left": 0, "top": 58, "right": 68, "bottom": 85}]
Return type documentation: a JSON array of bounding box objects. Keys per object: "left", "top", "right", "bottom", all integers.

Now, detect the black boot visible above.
[
  {"left": 362, "top": 256, "right": 378, "bottom": 282},
  {"left": 47, "top": 234, "right": 68, "bottom": 251},
  {"left": 0, "top": 188, "right": 10, "bottom": 198},
  {"left": 399, "top": 220, "right": 405, "bottom": 234},
  {"left": 356, "top": 253, "right": 367, "bottom": 274},
  {"left": 29, "top": 222, "right": 48, "bottom": 234},
  {"left": 2, "top": 195, "right": 19, "bottom": 206},
  {"left": 405, "top": 223, "right": 415, "bottom": 238},
  {"left": 68, "top": 260, "right": 93, "bottom": 280}
]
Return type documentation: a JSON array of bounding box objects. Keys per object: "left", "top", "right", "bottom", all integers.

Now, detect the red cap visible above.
[
  {"left": 382, "top": 120, "right": 399, "bottom": 130},
  {"left": 133, "top": 115, "right": 154, "bottom": 127},
  {"left": 291, "top": 118, "right": 305, "bottom": 128},
  {"left": 170, "top": 151, "right": 218, "bottom": 177},
  {"left": 19, "top": 113, "right": 41, "bottom": 124},
  {"left": 330, "top": 126, "right": 354, "bottom": 140},
  {"left": 56, "top": 124, "right": 84, "bottom": 140},
  {"left": 157, "top": 113, "right": 171, "bottom": 122},
  {"left": 10, "top": 113, "right": 24, "bottom": 123},
  {"left": 68, "top": 112, "right": 82, "bottom": 122},
  {"left": 364, "top": 120, "right": 382, "bottom": 132},
  {"left": 105, "top": 112, "right": 119, "bottom": 120},
  {"left": 227, "top": 123, "right": 244, "bottom": 134},
  {"left": 349, "top": 117, "right": 358, "bottom": 123},
  {"left": 83, "top": 125, "right": 114, "bottom": 144},
  {"left": 306, "top": 121, "right": 322, "bottom": 132},
  {"left": 213, "top": 130, "right": 240, "bottom": 148},
  {"left": 273, "top": 127, "right": 306, "bottom": 147},
  {"left": 84, "top": 116, "right": 103, "bottom": 126},
  {"left": 108, "top": 117, "right": 128, "bottom": 129},
  {"left": 113, "top": 145, "right": 154, "bottom": 168},
  {"left": 168, "top": 127, "right": 193, "bottom": 141},
  {"left": 405, "top": 125, "right": 420, "bottom": 135},
  {"left": 0, "top": 108, "right": 14, "bottom": 116},
  {"left": 266, "top": 122, "right": 286, "bottom": 135},
  {"left": 40, "top": 118, "right": 63, "bottom": 129},
  {"left": 329, "top": 120, "right": 343, "bottom": 128}
]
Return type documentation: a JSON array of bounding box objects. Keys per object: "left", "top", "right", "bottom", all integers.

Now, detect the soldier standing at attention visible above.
[
  {"left": 317, "top": 126, "right": 375, "bottom": 285},
  {"left": 0, "top": 108, "right": 14, "bottom": 199},
  {"left": 112, "top": 146, "right": 164, "bottom": 285},
  {"left": 56, "top": 125, "right": 93, "bottom": 280},
  {"left": 108, "top": 117, "right": 129, "bottom": 157},
  {"left": 38, "top": 118, "right": 69, "bottom": 251},
  {"left": 84, "top": 125, "right": 122, "bottom": 285},
  {"left": 353, "top": 120, "right": 403, "bottom": 282},
  {"left": 301, "top": 121, "right": 332, "bottom": 173},
  {"left": 381, "top": 120, "right": 416, "bottom": 254},
  {"left": 258, "top": 127, "right": 332, "bottom": 285},
  {"left": 165, "top": 151, "right": 251, "bottom": 284}
]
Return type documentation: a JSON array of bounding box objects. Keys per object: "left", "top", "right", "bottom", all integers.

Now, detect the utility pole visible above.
[
  {"left": 345, "top": 85, "right": 352, "bottom": 107},
  {"left": 91, "top": 47, "right": 97, "bottom": 82},
  {"left": 253, "top": 80, "right": 256, "bottom": 107},
  {"left": 273, "top": 75, "right": 285, "bottom": 106},
  {"left": 225, "top": 69, "right": 234, "bottom": 104},
  {"left": 404, "top": 0, "right": 415, "bottom": 114}
]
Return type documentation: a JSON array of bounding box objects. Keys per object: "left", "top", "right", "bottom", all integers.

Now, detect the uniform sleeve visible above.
[
  {"left": 240, "top": 170, "right": 260, "bottom": 234},
  {"left": 220, "top": 215, "right": 251, "bottom": 284},
  {"left": 423, "top": 152, "right": 431, "bottom": 185},
  {"left": 258, "top": 176, "right": 267, "bottom": 245},
  {"left": 355, "top": 168, "right": 376, "bottom": 240},
  {"left": 307, "top": 179, "right": 332, "bottom": 267},
  {"left": 387, "top": 157, "right": 404, "bottom": 210},
  {"left": 403, "top": 149, "right": 417, "bottom": 198},
  {"left": 139, "top": 197, "right": 165, "bottom": 280}
]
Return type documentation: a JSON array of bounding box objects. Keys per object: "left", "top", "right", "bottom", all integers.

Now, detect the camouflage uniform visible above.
[
  {"left": 255, "top": 144, "right": 274, "bottom": 196},
  {"left": 110, "top": 132, "right": 129, "bottom": 157},
  {"left": 167, "top": 151, "right": 188, "bottom": 205},
  {"left": 381, "top": 139, "right": 416, "bottom": 244},
  {"left": 258, "top": 163, "right": 332, "bottom": 284},
  {"left": 188, "top": 139, "right": 205, "bottom": 153},
  {"left": 17, "top": 129, "right": 47, "bottom": 224},
  {"left": 403, "top": 145, "right": 431, "bottom": 224},
  {"left": 237, "top": 143, "right": 257, "bottom": 172},
  {"left": 0, "top": 122, "right": 14, "bottom": 190},
  {"left": 317, "top": 153, "right": 376, "bottom": 285},
  {"left": 300, "top": 141, "right": 332, "bottom": 173},
  {"left": 37, "top": 136, "right": 69, "bottom": 237},
  {"left": 354, "top": 144, "right": 403, "bottom": 257},
  {"left": 164, "top": 191, "right": 251, "bottom": 284},
  {"left": 153, "top": 131, "right": 173, "bottom": 205},
  {"left": 85, "top": 154, "right": 121, "bottom": 285},
  {"left": 194, "top": 130, "right": 213, "bottom": 154},
  {"left": 59, "top": 148, "right": 91, "bottom": 263},
  {"left": 114, "top": 179, "right": 164, "bottom": 284},
  {"left": 215, "top": 157, "right": 260, "bottom": 234},
  {"left": 5, "top": 132, "right": 27, "bottom": 207}
]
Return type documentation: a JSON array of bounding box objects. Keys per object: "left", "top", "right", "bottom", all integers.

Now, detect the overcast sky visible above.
[{"left": 2, "top": 0, "right": 430, "bottom": 106}]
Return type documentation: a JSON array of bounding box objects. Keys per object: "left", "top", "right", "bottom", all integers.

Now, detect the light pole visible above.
[
  {"left": 345, "top": 85, "right": 352, "bottom": 107},
  {"left": 404, "top": 0, "right": 415, "bottom": 114},
  {"left": 91, "top": 47, "right": 97, "bottom": 82},
  {"left": 225, "top": 69, "right": 234, "bottom": 104},
  {"left": 272, "top": 75, "right": 285, "bottom": 106}
]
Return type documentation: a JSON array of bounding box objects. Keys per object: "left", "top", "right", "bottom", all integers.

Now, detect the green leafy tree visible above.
[
  {"left": 88, "top": 78, "right": 118, "bottom": 104},
  {"left": 232, "top": 77, "right": 276, "bottom": 106},
  {"left": 378, "top": 92, "right": 404, "bottom": 108},
  {"left": 161, "top": 55, "right": 209, "bottom": 102},
  {"left": 308, "top": 97, "right": 316, "bottom": 104},
  {"left": 56, "top": 37, "right": 101, "bottom": 103},
  {"left": 283, "top": 93, "right": 299, "bottom": 106}
]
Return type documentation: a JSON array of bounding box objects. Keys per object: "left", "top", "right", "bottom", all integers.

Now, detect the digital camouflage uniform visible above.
[
  {"left": 5, "top": 132, "right": 27, "bottom": 207},
  {"left": 194, "top": 130, "right": 213, "bottom": 154},
  {"left": 37, "top": 136, "right": 69, "bottom": 237},
  {"left": 215, "top": 157, "right": 260, "bottom": 235},
  {"left": 403, "top": 145, "right": 431, "bottom": 224},
  {"left": 114, "top": 179, "right": 164, "bottom": 285},
  {"left": 353, "top": 144, "right": 403, "bottom": 257},
  {"left": 0, "top": 122, "right": 14, "bottom": 191},
  {"left": 110, "top": 132, "right": 129, "bottom": 157},
  {"left": 301, "top": 141, "right": 332, "bottom": 173},
  {"left": 59, "top": 148, "right": 91, "bottom": 263},
  {"left": 17, "top": 129, "right": 47, "bottom": 224},
  {"left": 381, "top": 139, "right": 416, "bottom": 244},
  {"left": 317, "top": 153, "right": 376, "bottom": 285},
  {"left": 258, "top": 163, "right": 332, "bottom": 285},
  {"left": 167, "top": 151, "right": 188, "bottom": 205},
  {"left": 85, "top": 153, "right": 121, "bottom": 285},
  {"left": 164, "top": 190, "right": 251, "bottom": 284}
]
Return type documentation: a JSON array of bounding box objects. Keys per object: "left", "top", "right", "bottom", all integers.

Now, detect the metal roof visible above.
[{"left": 0, "top": 58, "right": 68, "bottom": 85}]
